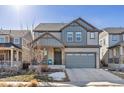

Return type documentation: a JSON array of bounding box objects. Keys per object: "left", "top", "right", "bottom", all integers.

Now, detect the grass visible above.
[
  {"left": 0, "top": 71, "right": 69, "bottom": 82},
  {"left": 0, "top": 79, "right": 39, "bottom": 87},
  {"left": 0, "top": 74, "right": 36, "bottom": 82}
]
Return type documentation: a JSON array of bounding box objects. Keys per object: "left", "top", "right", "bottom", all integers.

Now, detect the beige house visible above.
[
  {"left": 99, "top": 28, "right": 124, "bottom": 69},
  {"left": 0, "top": 30, "right": 33, "bottom": 69}
]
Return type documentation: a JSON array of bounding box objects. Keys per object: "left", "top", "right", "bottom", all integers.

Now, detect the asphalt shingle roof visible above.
[
  {"left": 0, "top": 43, "right": 21, "bottom": 49},
  {"left": 103, "top": 27, "right": 124, "bottom": 34},
  {"left": 0, "top": 30, "right": 31, "bottom": 37},
  {"left": 34, "top": 23, "right": 67, "bottom": 31}
]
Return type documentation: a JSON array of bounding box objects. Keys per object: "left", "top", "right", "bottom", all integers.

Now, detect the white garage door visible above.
[{"left": 65, "top": 53, "right": 96, "bottom": 68}]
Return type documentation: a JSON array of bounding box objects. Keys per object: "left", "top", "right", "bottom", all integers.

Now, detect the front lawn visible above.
[
  {"left": 0, "top": 74, "right": 36, "bottom": 82},
  {"left": 0, "top": 70, "right": 69, "bottom": 82}
]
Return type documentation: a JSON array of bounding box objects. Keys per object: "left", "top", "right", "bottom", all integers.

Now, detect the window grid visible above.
[
  {"left": 0, "top": 37, "right": 5, "bottom": 43},
  {"left": 90, "top": 32, "right": 95, "bottom": 39},
  {"left": 14, "top": 38, "right": 20, "bottom": 44},
  {"left": 67, "top": 32, "right": 73, "bottom": 42},
  {"left": 76, "top": 32, "right": 82, "bottom": 42}
]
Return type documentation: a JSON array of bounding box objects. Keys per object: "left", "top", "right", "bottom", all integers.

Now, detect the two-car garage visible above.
[{"left": 65, "top": 52, "right": 96, "bottom": 68}]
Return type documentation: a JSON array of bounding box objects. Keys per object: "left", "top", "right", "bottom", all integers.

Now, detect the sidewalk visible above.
[{"left": 1, "top": 81, "right": 124, "bottom": 87}]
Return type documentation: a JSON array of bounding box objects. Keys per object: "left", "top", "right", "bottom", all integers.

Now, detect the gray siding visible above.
[
  {"left": 87, "top": 32, "right": 99, "bottom": 45},
  {"left": 50, "top": 32, "right": 61, "bottom": 40},
  {"left": 11, "top": 37, "right": 22, "bottom": 47},
  {"left": 36, "top": 38, "right": 63, "bottom": 47},
  {"left": 62, "top": 22, "right": 87, "bottom": 46},
  {"left": 77, "top": 19, "right": 93, "bottom": 30},
  {"left": 34, "top": 32, "right": 44, "bottom": 39},
  {"left": 121, "top": 34, "right": 124, "bottom": 41},
  {"left": 109, "top": 34, "right": 121, "bottom": 46},
  {"left": 34, "top": 32, "right": 61, "bottom": 40}
]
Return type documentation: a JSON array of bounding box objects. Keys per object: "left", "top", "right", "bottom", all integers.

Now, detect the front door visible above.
[{"left": 54, "top": 48, "right": 62, "bottom": 65}]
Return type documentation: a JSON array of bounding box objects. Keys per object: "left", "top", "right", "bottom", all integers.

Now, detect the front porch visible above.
[
  {"left": 31, "top": 32, "right": 65, "bottom": 67},
  {"left": 0, "top": 48, "right": 22, "bottom": 68},
  {"left": 109, "top": 46, "right": 124, "bottom": 69},
  {"left": 32, "top": 47, "right": 64, "bottom": 66}
]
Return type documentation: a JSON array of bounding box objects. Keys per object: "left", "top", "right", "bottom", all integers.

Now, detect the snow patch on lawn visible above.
[{"left": 48, "top": 72, "right": 66, "bottom": 81}]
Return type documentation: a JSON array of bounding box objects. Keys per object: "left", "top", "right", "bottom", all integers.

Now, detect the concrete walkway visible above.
[{"left": 66, "top": 68, "right": 124, "bottom": 86}]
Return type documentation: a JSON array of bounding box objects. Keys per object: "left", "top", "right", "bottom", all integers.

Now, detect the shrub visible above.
[
  {"left": 16, "top": 83, "right": 26, "bottom": 87},
  {"left": 7, "top": 84, "right": 13, "bottom": 87},
  {"left": 26, "top": 70, "right": 35, "bottom": 75},
  {"left": 27, "top": 79, "right": 38, "bottom": 87},
  {"left": 0, "top": 82, "right": 8, "bottom": 87},
  {"left": 41, "top": 65, "right": 49, "bottom": 72}
]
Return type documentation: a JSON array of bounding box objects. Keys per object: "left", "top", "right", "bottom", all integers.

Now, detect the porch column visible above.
[
  {"left": 11, "top": 49, "right": 13, "bottom": 67},
  {"left": 61, "top": 48, "right": 64, "bottom": 65},
  {"left": 17, "top": 50, "right": 19, "bottom": 62},
  {"left": 120, "top": 46, "right": 123, "bottom": 55}
]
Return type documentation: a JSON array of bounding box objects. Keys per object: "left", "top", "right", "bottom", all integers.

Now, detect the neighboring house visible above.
[
  {"left": 99, "top": 27, "right": 124, "bottom": 69},
  {"left": 0, "top": 30, "right": 33, "bottom": 69},
  {"left": 31, "top": 18, "right": 100, "bottom": 68}
]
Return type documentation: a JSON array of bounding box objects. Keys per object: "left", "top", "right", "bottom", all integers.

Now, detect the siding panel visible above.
[
  {"left": 109, "top": 35, "right": 121, "bottom": 46},
  {"left": 87, "top": 32, "right": 98, "bottom": 45},
  {"left": 62, "top": 22, "right": 87, "bottom": 46}
]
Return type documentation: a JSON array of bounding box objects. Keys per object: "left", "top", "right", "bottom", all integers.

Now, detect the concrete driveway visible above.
[{"left": 66, "top": 68, "right": 124, "bottom": 86}]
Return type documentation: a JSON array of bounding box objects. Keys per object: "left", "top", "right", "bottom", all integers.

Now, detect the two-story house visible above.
[
  {"left": 100, "top": 27, "right": 124, "bottom": 69},
  {"left": 31, "top": 18, "right": 100, "bottom": 68},
  {"left": 0, "top": 30, "right": 33, "bottom": 69}
]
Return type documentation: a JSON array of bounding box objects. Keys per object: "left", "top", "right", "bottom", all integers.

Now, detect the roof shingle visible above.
[
  {"left": 104, "top": 27, "right": 124, "bottom": 34},
  {"left": 0, "top": 30, "right": 31, "bottom": 37},
  {"left": 34, "top": 23, "right": 67, "bottom": 31}
]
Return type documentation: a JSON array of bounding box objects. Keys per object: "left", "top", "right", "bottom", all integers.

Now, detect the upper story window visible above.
[
  {"left": 112, "top": 35, "right": 117, "bottom": 41},
  {"left": 0, "top": 36, "right": 5, "bottom": 43},
  {"left": 90, "top": 32, "right": 95, "bottom": 39},
  {"left": 14, "top": 37, "right": 20, "bottom": 44},
  {"left": 67, "top": 32, "right": 73, "bottom": 42},
  {"left": 75, "top": 32, "right": 82, "bottom": 42}
]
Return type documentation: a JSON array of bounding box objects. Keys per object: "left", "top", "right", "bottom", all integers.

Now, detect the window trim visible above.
[
  {"left": 75, "top": 32, "right": 82, "bottom": 42},
  {"left": 90, "top": 32, "right": 95, "bottom": 39},
  {"left": 14, "top": 37, "right": 20, "bottom": 44},
  {"left": 0, "top": 36, "right": 5, "bottom": 43},
  {"left": 67, "top": 32, "right": 73, "bottom": 42},
  {"left": 112, "top": 35, "right": 117, "bottom": 41}
]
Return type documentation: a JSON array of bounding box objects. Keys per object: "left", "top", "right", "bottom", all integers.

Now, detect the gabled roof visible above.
[
  {"left": 31, "top": 32, "right": 64, "bottom": 47},
  {"left": 78, "top": 17, "right": 97, "bottom": 29},
  {"left": 0, "top": 30, "right": 30, "bottom": 37},
  {"left": 60, "top": 17, "right": 99, "bottom": 32},
  {"left": 34, "top": 17, "right": 100, "bottom": 32},
  {"left": 34, "top": 23, "right": 67, "bottom": 31},
  {"left": 0, "top": 43, "right": 21, "bottom": 49},
  {"left": 108, "top": 41, "right": 124, "bottom": 49},
  {"left": 103, "top": 27, "right": 124, "bottom": 34}
]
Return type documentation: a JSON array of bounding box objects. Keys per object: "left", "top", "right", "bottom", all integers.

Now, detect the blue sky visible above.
[{"left": 0, "top": 5, "right": 124, "bottom": 29}]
